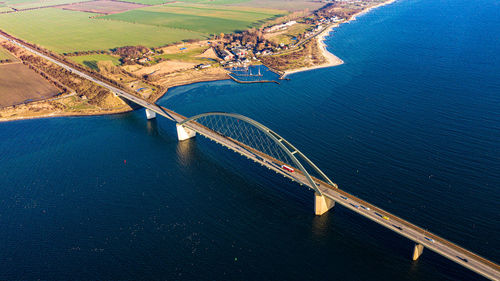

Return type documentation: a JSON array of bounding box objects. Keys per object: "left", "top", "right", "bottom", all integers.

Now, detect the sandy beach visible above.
[
  {"left": 283, "top": 23, "right": 344, "bottom": 77},
  {"left": 283, "top": 0, "right": 398, "bottom": 77},
  {"left": 350, "top": 0, "right": 398, "bottom": 21}
]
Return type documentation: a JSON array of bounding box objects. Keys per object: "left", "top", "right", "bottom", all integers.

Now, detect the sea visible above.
[{"left": 0, "top": 0, "right": 499, "bottom": 279}]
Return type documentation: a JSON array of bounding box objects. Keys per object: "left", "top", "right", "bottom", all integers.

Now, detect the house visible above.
[
  {"left": 261, "top": 49, "right": 273, "bottom": 56},
  {"left": 195, "top": 64, "right": 211, "bottom": 69},
  {"left": 222, "top": 49, "right": 234, "bottom": 61},
  {"left": 232, "top": 47, "right": 248, "bottom": 58}
]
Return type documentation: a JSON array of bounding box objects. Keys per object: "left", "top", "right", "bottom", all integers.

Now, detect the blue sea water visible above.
[{"left": 0, "top": 0, "right": 499, "bottom": 279}]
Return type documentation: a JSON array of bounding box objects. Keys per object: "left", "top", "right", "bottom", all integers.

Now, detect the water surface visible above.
[{"left": 1, "top": 0, "right": 499, "bottom": 279}]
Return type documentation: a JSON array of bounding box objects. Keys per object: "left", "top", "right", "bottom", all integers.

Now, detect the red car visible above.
[{"left": 281, "top": 165, "right": 294, "bottom": 173}]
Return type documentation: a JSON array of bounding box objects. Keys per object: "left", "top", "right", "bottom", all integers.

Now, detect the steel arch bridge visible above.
[{"left": 178, "top": 112, "right": 338, "bottom": 195}]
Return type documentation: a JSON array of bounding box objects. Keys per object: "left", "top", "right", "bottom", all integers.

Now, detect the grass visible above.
[
  {"left": 117, "top": 0, "right": 169, "bottom": 4},
  {"left": 120, "top": 0, "right": 250, "bottom": 4},
  {"left": 267, "top": 23, "right": 311, "bottom": 45},
  {"left": 69, "top": 54, "right": 121, "bottom": 70},
  {"left": 0, "top": 6, "right": 13, "bottom": 12},
  {"left": 175, "top": 0, "right": 250, "bottom": 4},
  {"left": 0, "top": 47, "right": 16, "bottom": 61},
  {"left": 102, "top": 4, "right": 285, "bottom": 34},
  {"left": 3, "top": 0, "right": 94, "bottom": 9},
  {"left": 0, "top": 8, "right": 205, "bottom": 53},
  {"left": 155, "top": 47, "right": 210, "bottom": 63},
  {"left": 143, "top": 4, "right": 284, "bottom": 22}
]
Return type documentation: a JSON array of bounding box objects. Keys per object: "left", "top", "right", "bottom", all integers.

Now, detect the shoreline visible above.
[
  {"left": 283, "top": 0, "right": 398, "bottom": 77},
  {"left": 282, "top": 23, "right": 344, "bottom": 77},
  {"left": 0, "top": 106, "right": 132, "bottom": 123},
  {"left": 350, "top": 0, "right": 398, "bottom": 21},
  {"left": 0, "top": 0, "right": 398, "bottom": 122}
]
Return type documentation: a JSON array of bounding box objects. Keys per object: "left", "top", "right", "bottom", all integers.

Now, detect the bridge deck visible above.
[
  {"left": 4, "top": 32, "right": 498, "bottom": 281},
  {"left": 179, "top": 117, "right": 500, "bottom": 281}
]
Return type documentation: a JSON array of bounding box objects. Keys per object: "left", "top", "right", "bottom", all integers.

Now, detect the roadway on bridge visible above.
[
  {"left": 179, "top": 117, "right": 500, "bottom": 281},
  {"left": 4, "top": 33, "right": 499, "bottom": 281}
]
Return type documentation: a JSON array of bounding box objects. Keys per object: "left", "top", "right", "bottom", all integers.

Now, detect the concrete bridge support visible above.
[
  {"left": 315, "top": 193, "right": 335, "bottom": 215},
  {"left": 177, "top": 124, "right": 196, "bottom": 141},
  {"left": 412, "top": 243, "right": 424, "bottom": 260},
  {"left": 145, "top": 108, "right": 156, "bottom": 120}
]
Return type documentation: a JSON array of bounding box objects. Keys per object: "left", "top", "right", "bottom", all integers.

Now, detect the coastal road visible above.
[{"left": 3, "top": 32, "right": 499, "bottom": 281}]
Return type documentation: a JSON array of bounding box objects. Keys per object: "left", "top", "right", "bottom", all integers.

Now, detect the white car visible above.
[{"left": 424, "top": 237, "right": 435, "bottom": 243}]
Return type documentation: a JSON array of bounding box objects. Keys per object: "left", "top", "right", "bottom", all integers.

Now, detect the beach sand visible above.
[
  {"left": 283, "top": 24, "right": 344, "bottom": 77},
  {"left": 283, "top": 0, "right": 398, "bottom": 77}
]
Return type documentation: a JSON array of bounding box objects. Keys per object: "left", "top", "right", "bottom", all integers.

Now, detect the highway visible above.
[
  {"left": 3, "top": 32, "right": 499, "bottom": 280},
  {"left": 179, "top": 117, "right": 500, "bottom": 281}
]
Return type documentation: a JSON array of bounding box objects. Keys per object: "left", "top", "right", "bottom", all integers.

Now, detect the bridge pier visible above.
[
  {"left": 412, "top": 243, "right": 424, "bottom": 260},
  {"left": 176, "top": 124, "right": 196, "bottom": 141},
  {"left": 314, "top": 193, "right": 335, "bottom": 215},
  {"left": 145, "top": 108, "right": 156, "bottom": 120}
]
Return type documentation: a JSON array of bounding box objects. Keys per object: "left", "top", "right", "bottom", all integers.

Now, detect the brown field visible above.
[
  {"left": 58, "top": 0, "right": 147, "bottom": 14},
  {"left": 0, "top": 63, "right": 60, "bottom": 107},
  {"left": 133, "top": 60, "right": 197, "bottom": 77}
]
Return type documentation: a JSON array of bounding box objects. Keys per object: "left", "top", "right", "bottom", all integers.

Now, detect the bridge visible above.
[{"left": 4, "top": 33, "right": 499, "bottom": 281}]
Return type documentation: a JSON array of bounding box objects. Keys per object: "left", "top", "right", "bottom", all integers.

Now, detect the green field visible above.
[
  {"left": 268, "top": 23, "right": 311, "bottom": 45},
  {"left": 0, "top": 6, "right": 13, "bottom": 12},
  {"left": 156, "top": 47, "right": 211, "bottom": 63},
  {"left": 118, "top": 0, "right": 168, "bottom": 4},
  {"left": 2, "top": 0, "right": 94, "bottom": 9},
  {"left": 120, "top": 0, "right": 250, "bottom": 5},
  {"left": 0, "top": 8, "right": 205, "bottom": 53},
  {"left": 174, "top": 0, "right": 250, "bottom": 4},
  {"left": 102, "top": 4, "right": 285, "bottom": 34},
  {"left": 69, "top": 54, "right": 121, "bottom": 70}
]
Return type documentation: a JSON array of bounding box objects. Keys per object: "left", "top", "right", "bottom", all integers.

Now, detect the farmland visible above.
[
  {"left": 118, "top": 0, "right": 168, "bottom": 4},
  {"left": 233, "top": 0, "right": 324, "bottom": 12},
  {"left": 101, "top": 4, "right": 285, "bottom": 34},
  {"left": 59, "top": 0, "right": 148, "bottom": 14},
  {"left": 121, "top": 0, "right": 248, "bottom": 5},
  {"left": 1, "top": 0, "right": 94, "bottom": 9},
  {"left": 0, "top": 8, "right": 205, "bottom": 53},
  {"left": 0, "top": 6, "right": 13, "bottom": 12},
  {"left": 0, "top": 63, "right": 60, "bottom": 107},
  {"left": 0, "top": 2, "right": 285, "bottom": 53},
  {"left": 69, "top": 54, "right": 121, "bottom": 70}
]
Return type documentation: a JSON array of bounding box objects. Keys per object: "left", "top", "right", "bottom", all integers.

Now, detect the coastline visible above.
[
  {"left": 282, "top": 23, "right": 344, "bottom": 77},
  {"left": 283, "top": 0, "right": 398, "bottom": 77},
  {"left": 350, "top": 0, "right": 398, "bottom": 21},
  {"left": 0, "top": 0, "right": 398, "bottom": 122},
  {"left": 0, "top": 106, "right": 132, "bottom": 123}
]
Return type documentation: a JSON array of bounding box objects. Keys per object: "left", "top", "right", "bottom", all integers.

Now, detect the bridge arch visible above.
[{"left": 179, "top": 112, "right": 337, "bottom": 195}]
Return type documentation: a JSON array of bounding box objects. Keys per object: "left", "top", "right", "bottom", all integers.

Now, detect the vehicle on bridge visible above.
[
  {"left": 392, "top": 224, "right": 403, "bottom": 231},
  {"left": 281, "top": 164, "right": 294, "bottom": 173}
]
